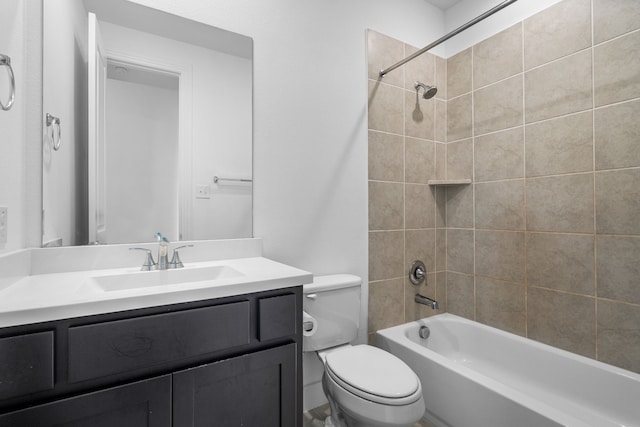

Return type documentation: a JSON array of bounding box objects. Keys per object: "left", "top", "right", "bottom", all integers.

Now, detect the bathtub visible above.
[{"left": 376, "top": 314, "right": 640, "bottom": 427}]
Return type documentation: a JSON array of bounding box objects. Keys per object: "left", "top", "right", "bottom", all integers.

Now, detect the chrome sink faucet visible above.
[
  {"left": 155, "top": 232, "right": 170, "bottom": 270},
  {"left": 169, "top": 244, "right": 193, "bottom": 269},
  {"left": 130, "top": 233, "right": 193, "bottom": 271},
  {"left": 129, "top": 247, "right": 157, "bottom": 271}
]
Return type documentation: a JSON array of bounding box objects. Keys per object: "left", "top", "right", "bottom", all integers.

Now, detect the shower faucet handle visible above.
[{"left": 409, "top": 260, "right": 426, "bottom": 285}]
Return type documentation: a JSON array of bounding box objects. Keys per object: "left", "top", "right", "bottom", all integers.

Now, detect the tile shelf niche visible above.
[{"left": 427, "top": 179, "right": 472, "bottom": 186}]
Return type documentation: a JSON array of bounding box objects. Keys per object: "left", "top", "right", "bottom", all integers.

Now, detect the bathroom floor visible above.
[{"left": 302, "top": 404, "right": 437, "bottom": 427}]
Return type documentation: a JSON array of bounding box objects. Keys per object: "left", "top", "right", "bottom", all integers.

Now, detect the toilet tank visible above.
[{"left": 303, "top": 274, "right": 361, "bottom": 352}]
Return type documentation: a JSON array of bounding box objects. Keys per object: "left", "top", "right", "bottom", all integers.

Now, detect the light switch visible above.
[{"left": 195, "top": 185, "right": 210, "bottom": 199}]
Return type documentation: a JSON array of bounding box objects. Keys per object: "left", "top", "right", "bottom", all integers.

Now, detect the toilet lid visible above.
[{"left": 325, "top": 345, "right": 420, "bottom": 400}]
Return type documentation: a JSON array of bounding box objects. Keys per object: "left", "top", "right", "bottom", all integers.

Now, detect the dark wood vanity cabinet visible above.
[{"left": 0, "top": 287, "right": 302, "bottom": 427}]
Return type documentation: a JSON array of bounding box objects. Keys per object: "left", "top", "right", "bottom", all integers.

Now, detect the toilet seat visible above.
[{"left": 324, "top": 345, "right": 422, "bottom": 406}]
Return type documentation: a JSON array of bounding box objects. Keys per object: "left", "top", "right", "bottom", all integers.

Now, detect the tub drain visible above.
[{"left": 419, "top": 326, "right": 430, "bottom": 339}]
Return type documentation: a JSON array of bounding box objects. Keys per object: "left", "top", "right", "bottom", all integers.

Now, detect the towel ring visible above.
[
  {"left": 0, "top": 54, "right": 15, "bottom": 111},
  {"left": 46, "top": 113, "right": 62, "bottom": 151}
]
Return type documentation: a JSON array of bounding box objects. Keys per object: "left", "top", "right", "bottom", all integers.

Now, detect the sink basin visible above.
[{"left": 91, "top": 265, "right": 243, "bottom": 292}]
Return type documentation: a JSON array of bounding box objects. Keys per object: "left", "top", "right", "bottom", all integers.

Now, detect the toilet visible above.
[{"left": 303, "top": 275, "right": 425, "bottom": 427}]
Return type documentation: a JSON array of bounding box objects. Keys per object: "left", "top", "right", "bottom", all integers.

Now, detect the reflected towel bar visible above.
[
  {"left": 0, "top": 54, "right": 15, "bottom": 111},
  {"left": 46, "top": 113, "right": 62, "bottom": 151},
  {"left": 213, "top": 176, "right": 252, "bottom": 184},
  {"left": 379, "top": 0, "right": 519, "bottom": 77}
]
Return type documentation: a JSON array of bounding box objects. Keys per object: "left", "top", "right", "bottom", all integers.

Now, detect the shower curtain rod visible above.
[{"left": 379, "top": 0, "right": 519, "bottom": 77}]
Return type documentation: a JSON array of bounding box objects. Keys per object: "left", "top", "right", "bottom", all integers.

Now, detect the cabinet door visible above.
[
  {"left": 173, "top": 344, "right": 297, "bottom": 427},
  {"left": 0, "top": 375, "right": 170, "bottom": 427}
]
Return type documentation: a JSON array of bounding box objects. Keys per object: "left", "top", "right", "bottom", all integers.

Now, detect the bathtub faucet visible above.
[{"left": 415, "top": 293, "right": 439, "bottom": 310}]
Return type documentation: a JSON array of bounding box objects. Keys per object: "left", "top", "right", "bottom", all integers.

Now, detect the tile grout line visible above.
[
  {"left": 521, "top": 18, "right": 529, "bottom": 338},
  {"left": 470, "top": 44, "right": 477, "bottom": 322},
  {"left": 590, "top": 0, "right": 599, "bottom": 362}
]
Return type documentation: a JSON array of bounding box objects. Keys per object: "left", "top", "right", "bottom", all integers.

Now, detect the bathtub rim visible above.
[
  {"left": 378, "top": 313, "right": 640, "bottom": 383},
  {"left": 376, "top": 313, "right": 640, "bottom": 427}
]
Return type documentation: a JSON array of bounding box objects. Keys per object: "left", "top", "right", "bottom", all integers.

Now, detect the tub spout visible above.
[{"left": 415, "top": 293, "right": 438, "bottom": 310}]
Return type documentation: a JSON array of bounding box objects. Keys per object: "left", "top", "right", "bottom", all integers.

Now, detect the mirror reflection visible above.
[{"left": 42, "top": 0, "right": 253, "bottom": 247}]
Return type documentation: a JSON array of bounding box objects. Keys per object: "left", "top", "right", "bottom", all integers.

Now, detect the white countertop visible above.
[{"left": 0, "top": 240, "right": 313, "bottom": 328}]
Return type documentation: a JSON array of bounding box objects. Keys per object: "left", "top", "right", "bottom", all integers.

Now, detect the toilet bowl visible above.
[
  {"left": 320, "top": 345, "right": 425, "bottom": 427},
  {"left": 303, "top": 275, "right": 425, "bottom": 427}
]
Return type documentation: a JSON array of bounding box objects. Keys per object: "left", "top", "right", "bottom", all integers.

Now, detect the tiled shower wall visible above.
[
  {"left": 367, "top": 30, "right": 448, "bottom": 343},
  {"left": 368, "top": 0, "right": 640, "bottom": 374}
]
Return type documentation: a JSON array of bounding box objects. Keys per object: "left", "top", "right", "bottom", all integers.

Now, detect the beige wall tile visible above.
[
  {"left": 523, "top": 0, "right": 591, "bottom": 70},
  {"left": 475, "top": 180, "right": 525, "bottom": 230},
  {"left": 436, "top": 228, "right": 447, "bottom": 271},
  {"left": 436, "top": 272, "right": 447, "bottom": 312},
  {"left": 526, "top": 173, "right": 594, "bottom": 233},
  {"left": 435, "top": 143, "right": 447, "bottom": 180},
  {"left": 594, "top": 31, "right": 640, "bottom": 107},
  {"left": 594, "top": 0, "right": 640, "bottom": 44},
  {"left": 435, "top": 99, "right": 446, "bottom": 143},
  {"left": 447, "top": 48, "right": 472, "bottom": 99},
  {"left": 406, "top": 184, "right": 436, "bottom": 229},
  {"left": 405, "top": 46, "right": 435, "bottom": 92},
  {"left": 447, "top": 139, "right": 473, "bottom": 180},
  {"left": 368, "top": 80, "right": 404, "bottom": 134},
  {"left": 474, "top": 23, "right": 523, "bottom": 88},
  {"left": 595, "top": 169, "right": 640, "bottom": 235},
  {"left": 446, "top": 272, "right": 475, "bottom": 319},
  {"left": 368, "top": 130, "right": 404, "bottom": 182},
  {"left": 476, "top": 277, "right": 525, "bottom": 336},
  {"left": 369, "top": 231, "right": 404, "bottom": 281},
  {"left": 595, "top": 99, "right": 640, "bottom": 170},
  {"left": 435, "top": 186, "right": 446, "bottom": 228},
  {"left": 597, "top": 235, "right": 640, "bottom": 305},
  {"left": 368, "top": 278, "right": 405, "bottom": 333},
  {"left": 435, "top": 56, "right": 447, "bottom": 100},
  {"left": 406, "top": 229, "right": 436, "bottom": 273},
  {"left": 475, "top": 230, "right": 525, "bottom": 283},
  {"left": 527, "top": 232, "right": 595, "bottom": 295},
  {"left": 405, "top": 137, "right": 435, "bottom": 184},
  {"left": 525, "top": 50, "right": 592, "bottom": 123},
  {"left": 474, "top": 128, "right": 524, "bottom": 182},
  {"left": 527, "top": 287, "right": 596, "bottom": 358},
  {"left": 525, "top": 111, "right": 593, "bottom": 177},
  {"left": 446, "top": 184, "right": 474, "bottom": 228},
  {"left": 369, "top": 181, "right": 403, "bottom": 231},
  {"left": 474, "top": 75, "right": 523, "bottom": 136},
  {"left": 597, "top": 299, "right": 640, "bottom": 373},
  {"left": 447, "top": 93, "right": 472, "bottom": 142},
  {"left": 367, "top": 30, "right": 404, "bottom": 87},
  {"left": 405, "top": 90, "right": 435, "bottom": 140},
  {"left": 447, "top": 228, "right": 474, "bottom": 274}
]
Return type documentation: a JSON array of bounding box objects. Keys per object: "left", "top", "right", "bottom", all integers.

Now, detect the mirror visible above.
[{"left": 42, "top": 0, "right": 253, "bottom": 247}]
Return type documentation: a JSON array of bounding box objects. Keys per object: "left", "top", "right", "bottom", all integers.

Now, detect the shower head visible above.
[{"left": 414, "top": 81, "right": 438, "bottom": 99}]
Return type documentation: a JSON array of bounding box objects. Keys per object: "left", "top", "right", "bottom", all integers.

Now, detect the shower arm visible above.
[{"left": 379, "top": 0, "right": 519, "bottom": 78}]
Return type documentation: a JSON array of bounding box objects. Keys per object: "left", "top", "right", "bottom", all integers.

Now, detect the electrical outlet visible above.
[
  {"left": 0, "top": 206, "right": 7, "bottom": 244},
  {"left": 195, "top": 184, "right": 211, "bottom": 199}
]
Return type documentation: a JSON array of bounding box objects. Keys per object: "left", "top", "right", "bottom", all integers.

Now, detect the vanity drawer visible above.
[
  {"left": 68, "top": 301, "right": 250, "bottom": 383},
  {"left": 0, "top": 331, "right": 54, "bottom": 400},
  {"left": 258, "top": 293, "right": 297, "bottom": 341}
]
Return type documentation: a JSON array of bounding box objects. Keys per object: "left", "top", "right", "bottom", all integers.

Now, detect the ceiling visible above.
[{"left": 423, "top": 0, "right": 462, "bottom": 10}]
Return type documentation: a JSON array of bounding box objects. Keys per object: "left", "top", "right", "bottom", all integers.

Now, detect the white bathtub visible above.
[{"left": 376, "top": 313, "right": 640, "bottom": 427}]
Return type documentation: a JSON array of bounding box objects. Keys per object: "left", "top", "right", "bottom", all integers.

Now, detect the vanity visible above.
[{"left": 0, "top": 239, "right": 312, "bottom": 426}]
